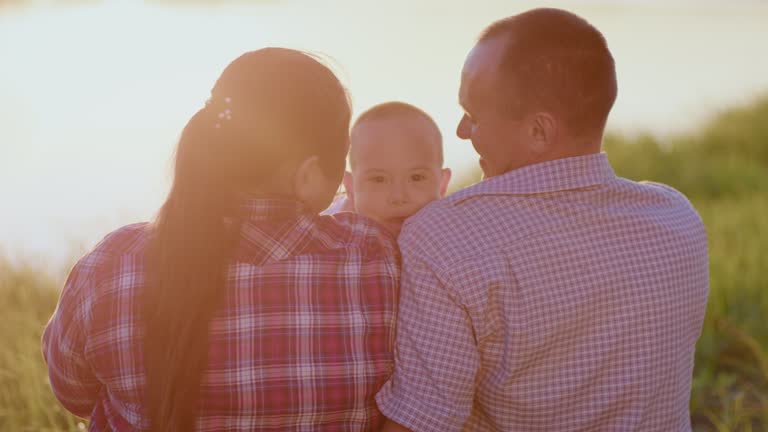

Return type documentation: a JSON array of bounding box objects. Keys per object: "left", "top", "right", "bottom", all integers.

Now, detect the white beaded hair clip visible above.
[{"left": 214, "top": 97, "right": 233, "bottom": 129}]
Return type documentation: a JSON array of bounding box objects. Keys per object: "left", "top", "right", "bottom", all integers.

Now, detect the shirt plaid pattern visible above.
[
  {"left": 43, "top": 198, "right": 400, "bottom": 431},
  {"left": 376, "top": 153, "right": 709, "bottom": 431}
]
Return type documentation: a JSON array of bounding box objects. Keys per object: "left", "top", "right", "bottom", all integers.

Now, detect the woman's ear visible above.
[
  {"left": 440, "top": 167, "right": 452, "bottom": 197},
  {"left": 293, "top": 155, "right": 330, "bottom": 211}
]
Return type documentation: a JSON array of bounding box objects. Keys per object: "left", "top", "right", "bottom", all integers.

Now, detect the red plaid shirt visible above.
[{"left": 43, "top": 198, "right": 400, "bottom": 431}]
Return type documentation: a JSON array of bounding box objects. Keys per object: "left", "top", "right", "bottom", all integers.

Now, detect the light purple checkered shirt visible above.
[{"left": 376, "top": 153, "right": 708, "bottom": 431}]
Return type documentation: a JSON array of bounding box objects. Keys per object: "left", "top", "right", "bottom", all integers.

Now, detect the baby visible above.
[{"left": 326, "top": 101, "right": 451, "bottom": 236}]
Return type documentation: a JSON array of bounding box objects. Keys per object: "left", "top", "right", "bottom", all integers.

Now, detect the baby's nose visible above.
[{"left": 388, "top": 183, "right": 409, "bottom": 205}]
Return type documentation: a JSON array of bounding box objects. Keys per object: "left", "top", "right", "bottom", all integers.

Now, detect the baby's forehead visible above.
[{"left": 350, "top": 115, "right": 443, "bottom": 168}]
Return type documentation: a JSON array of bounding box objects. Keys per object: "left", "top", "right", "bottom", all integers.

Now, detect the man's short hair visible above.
[
  {"left": 479, "top": 8, "right": 617, "bottom": 137},
  {"left": 349, "top": 101, "right": 443, "bottom": 168}
]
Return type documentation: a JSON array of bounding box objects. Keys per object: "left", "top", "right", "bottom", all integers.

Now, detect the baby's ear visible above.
[
  {"left": 343, "top": 171, "right": 355, "bottom": 202},
  {"left": 440, "top": 168, "right": 452, "bottom": 197}
]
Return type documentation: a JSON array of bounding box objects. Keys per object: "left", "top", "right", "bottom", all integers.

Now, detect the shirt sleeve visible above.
[
  {"left": 41, "top": 257, "right": 101, "bottom": 418},
  {"left": 375, "top": 238, "right": 480, "bottom": 432}
]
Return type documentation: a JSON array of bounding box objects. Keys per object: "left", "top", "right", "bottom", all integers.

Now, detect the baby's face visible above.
[{"left": 349, "top": 117, "right": 449, "bottom": 236}]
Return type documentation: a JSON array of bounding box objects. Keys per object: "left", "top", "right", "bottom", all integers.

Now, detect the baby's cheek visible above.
[{"left": 419, "top": 188, "right": 442, "bottom": 206}]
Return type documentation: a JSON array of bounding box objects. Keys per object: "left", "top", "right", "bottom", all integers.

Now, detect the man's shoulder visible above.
[
  {"left": 399, "top": 193, "right": 492, "bottom": 266},
  {"left": 639, "top": 181, "right": 695, "bottom": 205},
  {"left": 624, "top": 179, "right": 703, "bottom": 218},
  {"left": 404, "top": 177, "right": 517, "bottom": 235},
  {"left": 443, "top": 179, "right": 492, "bottom": 205}
]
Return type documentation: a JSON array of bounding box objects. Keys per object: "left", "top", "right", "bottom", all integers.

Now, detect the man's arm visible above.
[{"left": 375, "top": 234, "right": 480, "bottom": 432}]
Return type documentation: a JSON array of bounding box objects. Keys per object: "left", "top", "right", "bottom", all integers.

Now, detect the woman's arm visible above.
[{"left": 42, "top": 258, "right": 101, "bottom": 418}]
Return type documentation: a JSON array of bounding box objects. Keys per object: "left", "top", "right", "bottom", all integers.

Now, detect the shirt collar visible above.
[
  {"left": 234, "top": 197, "right": 315, "bottom": 266},
  {"left": 238, "top": 197, "right": 308, "bottom": 222},
  {"left": 449, "top": 153, "right": 616, "bottom": 203}
]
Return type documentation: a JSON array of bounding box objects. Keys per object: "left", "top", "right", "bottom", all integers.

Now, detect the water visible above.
[{"left": 1, "top": 0, "right": 767, "bottom": 266}]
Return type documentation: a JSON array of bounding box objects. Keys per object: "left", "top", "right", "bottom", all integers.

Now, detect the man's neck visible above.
[{"left": 546, "top": 134, "right": 602, "bottom": 162}]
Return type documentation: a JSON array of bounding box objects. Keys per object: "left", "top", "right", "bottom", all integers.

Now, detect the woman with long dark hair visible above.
[{"left": 43, "top": 48, "right": 400, "bottom": 431}]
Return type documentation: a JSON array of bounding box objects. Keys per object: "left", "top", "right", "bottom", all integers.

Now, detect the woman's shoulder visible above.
[
  {"left": 60, "top": 223, "right": 153, "bottom": 304},
  {"left": 315, "top": 213, "right": 398, "bottom": 256},
  {"left": 92, "top": 222, "right": 153, "bottom": 256},
  {"left": 76, "top": 222, "right": 152, "bottom": 272}
]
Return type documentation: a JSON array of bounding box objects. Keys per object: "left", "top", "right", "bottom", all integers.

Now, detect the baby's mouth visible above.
[{"left": 386, "top": 216, "right": 408, "bottom": 225}]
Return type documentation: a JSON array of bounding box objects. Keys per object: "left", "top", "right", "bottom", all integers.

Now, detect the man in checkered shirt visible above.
[{"left": 377, "top": 8, "right": 709, "bottom": 432}]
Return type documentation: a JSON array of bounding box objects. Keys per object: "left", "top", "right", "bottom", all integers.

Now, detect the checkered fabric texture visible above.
[
  {"left": 43, "top": 199, "right": 400, "bottom": 431},
  {"left": 377, "top": 153, "right": 709, "bottom": 432}
]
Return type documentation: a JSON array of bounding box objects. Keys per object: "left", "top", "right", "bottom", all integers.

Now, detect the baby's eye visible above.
[
  {"left": 411, "top": 174, "right": 426, "bottom": 182},
  {"left": 369, "top": 176, "right": 386, "bottom": 183}
]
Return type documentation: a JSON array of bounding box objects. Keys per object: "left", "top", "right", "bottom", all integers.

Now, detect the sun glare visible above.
[{"left": 0, "top": 0, "right": 767, "bottom": 264}]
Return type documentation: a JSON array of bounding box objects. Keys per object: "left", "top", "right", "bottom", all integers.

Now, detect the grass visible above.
[
  {"left": 0, "top": 260, "right": 85, "bottom": 432},
  {"left": 689, "top": 198, "right": 768, "bottom": 431},
  {"left": 2, "top": 96, "right": 767, "bottom": 431}
]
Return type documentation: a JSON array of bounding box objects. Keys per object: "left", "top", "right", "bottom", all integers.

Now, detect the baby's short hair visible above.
[{"left": 349, "top": 101, "right": 443, "bottom": 168}]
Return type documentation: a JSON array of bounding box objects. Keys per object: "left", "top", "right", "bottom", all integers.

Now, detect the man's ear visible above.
[
  {"left": 439, "top": 167, "right": 452, "bottom": 197},
  {"left": 528, "top": 112, "right": 557, "bottom": 154}
]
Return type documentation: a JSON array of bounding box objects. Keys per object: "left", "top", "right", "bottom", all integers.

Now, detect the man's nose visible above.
[{"left": 456, "top": 114, "right": 471, "bottom": 140}]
